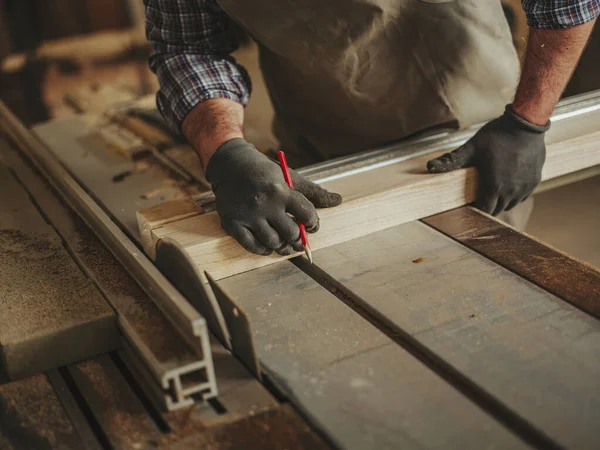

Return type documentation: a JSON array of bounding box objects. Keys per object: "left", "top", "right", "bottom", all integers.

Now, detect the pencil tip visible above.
[{"left": 305, "top": 246, "right": 313, "bottom": 264}]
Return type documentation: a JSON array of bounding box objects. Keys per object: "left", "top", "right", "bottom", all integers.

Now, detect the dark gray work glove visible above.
[
  {"left": 205, "top": 138, "right": 342, "bottom": 256},
  {"left": 427, "top": 105, "right": 550, "bottom": 216}
]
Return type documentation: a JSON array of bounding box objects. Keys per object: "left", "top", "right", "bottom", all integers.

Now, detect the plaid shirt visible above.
[
  {"left": 522, "top": 0, "right": 600, "bottom": 29},
  {"left": 145, "top": 0, "right": 600, "bottom": 132}
]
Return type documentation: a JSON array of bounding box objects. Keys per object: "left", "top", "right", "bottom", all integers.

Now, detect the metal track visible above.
[
  {"left": 299, "top": 89, "right": 600, "bottom": 184},
  {"left": 0, "top": 100, "right": 217, "bottom": 410}
]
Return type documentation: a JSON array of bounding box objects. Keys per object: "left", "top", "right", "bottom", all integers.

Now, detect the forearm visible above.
[
  {"left": 182, "top": 98, "right": 245, "bottom": 167},
  {"left": 145, "top": 0, "right": 251, "bottom": 134},
  {"left": 512, "top": 19, "right": 597, "bottom": 125}
]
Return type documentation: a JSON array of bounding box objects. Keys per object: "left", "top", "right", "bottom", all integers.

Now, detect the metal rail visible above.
[
  {"left": 0, "top": 100, "right": 217, "bottom": 410},
  {"left": 192, "top": 90, "right": 600, "bottom": 209},
  {"left": 299, "top": 89, "right": 600, "bottom": 184}
]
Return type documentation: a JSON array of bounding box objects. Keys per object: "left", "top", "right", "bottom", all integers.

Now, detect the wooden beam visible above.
[
  {"left": 138, "top": 130, "right": 600, "bottom": 281},
  {"left": 137, "top": 199, "right": 204, "bottom": 259},
  {"left": 0, "top": 162, "right": 119, "bottom": 380}
]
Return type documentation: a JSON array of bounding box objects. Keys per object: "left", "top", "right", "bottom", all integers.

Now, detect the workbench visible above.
[{"left": 0, "top": 91, "right": 599, "bottom": 449}]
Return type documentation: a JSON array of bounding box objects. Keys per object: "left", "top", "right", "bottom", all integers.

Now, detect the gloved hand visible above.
[
  {"left": 206, "top": 138, "right": 342, "bottom": 256},
  {"left": 427, "top": 105, "right": 550, "bottom": 216}
]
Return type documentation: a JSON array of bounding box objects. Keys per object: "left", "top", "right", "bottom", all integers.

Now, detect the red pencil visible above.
[{"left": 277, "top": 151, "right": 313, "bottom": 264}]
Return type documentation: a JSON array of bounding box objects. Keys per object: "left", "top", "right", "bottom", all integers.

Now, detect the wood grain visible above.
[
  {"left": 139, "top": 130, "right": 600, "bottom": 280},
  {"left": 311, "top": 220, "right": 600, "bottom": 449},
  {"left": 137, "top": 199, "right": 204, "bottom": 259},
  {"left": 216, "top": 262, "right": 529, "bottom": 450},
  {"left": 424, "top": 206, "right": 600, "bottom": 319}
]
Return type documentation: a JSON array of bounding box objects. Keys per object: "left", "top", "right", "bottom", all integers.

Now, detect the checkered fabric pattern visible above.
[
  {"left": 145, "top": 0, "right": 251, "bottom": 132},
  {"left": 145, "top": 0, "right": 600, "bottom": 133},
  {"left": 522, "top": 0, "right": 600, "bottom": 29}
]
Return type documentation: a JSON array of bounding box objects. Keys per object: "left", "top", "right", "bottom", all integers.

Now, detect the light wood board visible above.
[
  {"left": 312, "top": 220, "right": 600, "bottom": 449},
  {"left": 139, "top": 130, "right": 600, "bottom": 280}
]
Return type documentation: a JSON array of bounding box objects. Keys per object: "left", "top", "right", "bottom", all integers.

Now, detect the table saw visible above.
[{"left": 0, "top": 89, "right": 599, "bottom": 450}]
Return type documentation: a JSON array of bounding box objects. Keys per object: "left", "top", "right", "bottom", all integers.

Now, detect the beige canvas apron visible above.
[{"left": 218, "top": 0, "right": 520, "bottom": 165}]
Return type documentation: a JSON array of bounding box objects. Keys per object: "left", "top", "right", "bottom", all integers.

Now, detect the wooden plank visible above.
[
  {"left": 216, "top": 262, "right": 528, "bottom": 450},
  {"left": 310, "top": 220, "right": 600, "bottom": 449},
  {"left": 0, "top": 374, "right": 84, "bottom": 449},
  {"left": 137, "top": 199, "right": 204, "bottom": 259},
  {"left": 424, "top": 206, "right": 600, "bottom": 319},
  {"left": 0, "top": 162, "right": 119, "bottom": 380},
  {"left": 139, "top": 130, "right": 600, "bottom": 281}
]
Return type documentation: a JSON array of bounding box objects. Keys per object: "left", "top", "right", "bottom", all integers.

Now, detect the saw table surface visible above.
[
  {"left": 4, "top": 99, "right": 598, "bottom": 449},
  {"left": 2, "top": 205, "right": 598, "bottom": 449}
]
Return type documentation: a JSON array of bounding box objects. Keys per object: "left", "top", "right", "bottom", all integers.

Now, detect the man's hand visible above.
[
  {"left": 427, "top": 18, "right": 596, "bottom": 215},
  {"left": 206, "top": 139, "right": 342, "bottom": 256},
  {"left": 427, "top": 106, "right": 548, "bottom": 215}
]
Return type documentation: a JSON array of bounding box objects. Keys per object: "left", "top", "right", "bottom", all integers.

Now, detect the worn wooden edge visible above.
[
  {"left": 423, "top": 206, "right": 600, "bottom": 319},
  {"left": 138, "top": 130, "right": 600, "bottom": 281},
  {"left": 137, "top": 199, "right": 204, "bottom": 260}
]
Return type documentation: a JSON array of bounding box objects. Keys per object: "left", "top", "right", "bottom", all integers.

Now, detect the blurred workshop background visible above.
[{"left": 1, "top": 0, "right": 599, "bottom": 266}]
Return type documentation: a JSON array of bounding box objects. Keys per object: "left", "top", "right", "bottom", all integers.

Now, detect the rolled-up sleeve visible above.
[
  {"left": 145, "top": 0, "right": 251, "bottom": 132},
  {"left": 522, "top": 0, "right": 600, "bottom": 29}
]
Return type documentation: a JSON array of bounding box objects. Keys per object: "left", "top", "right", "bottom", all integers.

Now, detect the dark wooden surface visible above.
[
  {"left": 0, "top": 374, "right": 84, "bottom": 449},
  {"left": 424, "top": 206, "right": 600, "bottom": 318},
  {"left": 67, "top": 355, "right": 163, "bottom": 449},
  {"left": 312, "top": 218, "right": 600, "bottom": 449},
  {"left": 219, "top": 262, "right": 528, "bottom": 450},
  {"left": 58, "top": 354, "right": 327, "bottom": 450},
  {"left": 166, "top": 404, "right": 330, "bottom": 450}
]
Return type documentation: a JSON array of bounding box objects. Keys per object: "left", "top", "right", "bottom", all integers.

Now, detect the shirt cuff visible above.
[
  {"left": 525, "top": 0, "right": 600, "bottom": 29},
  {"left": 152, "top": 54, "right": 251, "bottom": 133}
]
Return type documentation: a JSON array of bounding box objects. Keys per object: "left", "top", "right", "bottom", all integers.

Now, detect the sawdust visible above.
[
  {"left": 0, "top": 228, "right": 110, "bottom": 344},
  {"left": 0, "top": 375, "right": 78, "bottom": 449},
  {"left": 75, "top": 360, "right": 159, "bottom": 446},
  {"left": 71, "top": 217, "right": 194, "bottom": 364}
]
